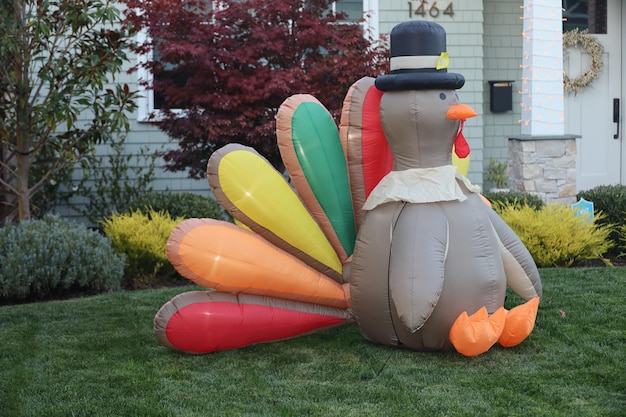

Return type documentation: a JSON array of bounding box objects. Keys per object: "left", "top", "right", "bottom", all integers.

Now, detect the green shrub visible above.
[
  {"left": 498, "top": 203, "right": 613, "bottom": 267},
  {"left": 102, "top": 210, "right": 182, "bottom": 288},
  {"left": 483, "top": 190, "right": 545, "bottom": 212},
  {"left": 0, "top": 215, "right": 124, "bottom": 301},
  {"left": 616, "top": 220, "right": 626, "bottom": 256},
  {"left": 484, "top": 159, "right": 508, "bottom": 189},
  {"left": 127, "top": 191, "right": 228, "bottom": 220},
  {"left": 577, "top": 184, "right": 626, "bottom": 253}
]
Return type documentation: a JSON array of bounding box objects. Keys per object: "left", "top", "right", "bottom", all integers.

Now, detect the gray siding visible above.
[
  {"left": 55, "top": 55, "right": 212, "bottom": 223},
  {"left": 483, "top": 0, "right": 524, "bottom": 186}
]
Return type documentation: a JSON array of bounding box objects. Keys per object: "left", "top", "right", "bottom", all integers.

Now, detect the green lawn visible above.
[{"left": 1, "top": 268, "right": 624, "bottom": 417}]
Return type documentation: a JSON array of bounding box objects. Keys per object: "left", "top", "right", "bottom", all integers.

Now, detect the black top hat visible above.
[{"left": 375, "top": 20, "right": 465, "bottom": 92}]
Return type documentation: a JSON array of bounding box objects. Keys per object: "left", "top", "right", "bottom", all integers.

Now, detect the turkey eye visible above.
[{"left": 439, "top": 93, "right": 447, "bottom": 100}]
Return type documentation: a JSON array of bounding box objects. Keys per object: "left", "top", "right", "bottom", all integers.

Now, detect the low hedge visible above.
[{"left": 0, "top": 215, "right": 124, "bottom": 301}]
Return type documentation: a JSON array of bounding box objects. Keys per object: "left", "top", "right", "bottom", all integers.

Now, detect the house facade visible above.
[{"left": 118, "top": 0, "right": 624, "bottom": 206}]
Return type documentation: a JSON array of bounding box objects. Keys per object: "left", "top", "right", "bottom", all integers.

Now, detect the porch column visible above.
[{"left": 508, "top": 0, "right": 577, "bottom": 205}]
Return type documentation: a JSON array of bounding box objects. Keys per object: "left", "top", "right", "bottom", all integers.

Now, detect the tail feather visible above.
[
  {"left": 167, "top": 218, "right": 349, "bottom": 308},
  {"left": 339, "top": 77, "right": 393, "bottom": 231},
  {"left": 207, "top": 144, "right": 343, "bottom": 282},
  {"left": 155, "top": 291, "right": 352, "bottom": 354},
  {"left": 277, "top": 95, "right": 356, "bottom": 261}
]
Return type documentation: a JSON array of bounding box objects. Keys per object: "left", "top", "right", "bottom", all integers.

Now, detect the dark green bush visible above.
[
  {"left": 127, "top": 191, "right": 228, "bottom": 220},
  {"left": 483, "top": 191, "right": 545, "bottom": 212},
  {"left": 577, "top": 184, "right": 626, "bottom": 253},
  {"left": 0, "top": 215, "right": 124, "bottom": 301}
]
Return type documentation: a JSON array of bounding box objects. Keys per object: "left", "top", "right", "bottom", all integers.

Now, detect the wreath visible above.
[{"left": 563, "top": 29, "right": 604, "bottom": 94}]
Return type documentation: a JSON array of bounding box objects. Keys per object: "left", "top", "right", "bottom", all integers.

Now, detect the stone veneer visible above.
[{"left": 508, "top": 135, "right": 579, "bottom": 205}]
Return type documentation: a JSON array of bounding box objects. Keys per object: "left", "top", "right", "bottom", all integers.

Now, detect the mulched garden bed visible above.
[{"left": 570, "top": 256, "right": 626, "bottom": 267}]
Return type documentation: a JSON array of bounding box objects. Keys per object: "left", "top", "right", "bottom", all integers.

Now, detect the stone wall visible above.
[{"left": 508, "top": 136, "right": 578, "bottom": 205}]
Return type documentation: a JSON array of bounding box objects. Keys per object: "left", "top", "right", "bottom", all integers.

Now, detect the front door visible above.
[{"left": 564, "top": 0, "right": 623, "bottom": 192}]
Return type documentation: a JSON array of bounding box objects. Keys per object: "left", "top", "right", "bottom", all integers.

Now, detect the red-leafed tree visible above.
[{"left": 123, "top": 0, "right": 387, "bottom": 176}]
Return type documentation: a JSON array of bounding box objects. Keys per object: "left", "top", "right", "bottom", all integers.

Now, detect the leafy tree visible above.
[
  {"left": 0, "top": 0, "right": 137, "bottom": 222},
  {"left": 123, "top": 0, "right": 387, "bottom": 176}
]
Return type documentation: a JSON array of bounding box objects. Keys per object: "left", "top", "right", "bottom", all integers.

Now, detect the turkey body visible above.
[
  {"left": 350, "top": 89, "right": 509, "bottom": 351},
  {"left": 351, "top": 187, "right": 510, "bottom": 351}
]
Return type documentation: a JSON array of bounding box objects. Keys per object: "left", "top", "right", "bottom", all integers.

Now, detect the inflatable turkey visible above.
[{"left": 154, "top": 20, "right": 542, "bottom": 357}]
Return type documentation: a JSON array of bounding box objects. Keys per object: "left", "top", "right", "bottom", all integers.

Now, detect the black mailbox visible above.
[{"left": 488, "top": 81, "right": 514, "bottom": 113}]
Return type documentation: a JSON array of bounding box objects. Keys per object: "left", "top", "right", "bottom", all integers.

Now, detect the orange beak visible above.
[{"left": 446, "top": 103, "right": 477, "bottom": 120}]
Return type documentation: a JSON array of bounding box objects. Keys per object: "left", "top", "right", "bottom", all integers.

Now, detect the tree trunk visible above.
[
  {"left": 16, "top": 151, "right": 30, "bottom": 221},
  {"left": 14, "top": 0, "right": 30, "bottom": 221},
  {"left": 0, "top": 148, "right": 18, "bottom": 222}
]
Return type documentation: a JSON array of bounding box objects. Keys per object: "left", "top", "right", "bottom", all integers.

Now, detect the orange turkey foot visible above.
[
  {"left": 498, "top": 297, "right": 540, "bottom": 348},
  {"left": 449, "top": 306, "right": 506, "bottom": 356}
]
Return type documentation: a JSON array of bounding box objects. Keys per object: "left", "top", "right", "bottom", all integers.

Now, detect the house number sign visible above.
[{"left": 407, "top": 1, "right": 455, "bottom": 18}]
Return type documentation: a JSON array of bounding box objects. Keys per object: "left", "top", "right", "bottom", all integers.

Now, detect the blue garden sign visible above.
[{"left": 571, "top": 198, "right": 594, "bottom": 221}]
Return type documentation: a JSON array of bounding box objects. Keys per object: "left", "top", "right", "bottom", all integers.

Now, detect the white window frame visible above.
[
  {"left": 136, "top": 29, "right": 191, "bottom": 122},
  {"left": 332, "top": 0, "right": 378, "bottom": 39},
  {"left": 136, "top": 28, "right": 164, "bottom": 122},
  {"left": 136, "top": 0, "right": 378, "bottom": 123},
  {"left": 361, "top": 0, "right": 379, "bottom": 40}
]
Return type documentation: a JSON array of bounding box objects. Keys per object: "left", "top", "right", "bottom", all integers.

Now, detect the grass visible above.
[{"left": 1, "top": 268, "right": 625, "bottom": 417}]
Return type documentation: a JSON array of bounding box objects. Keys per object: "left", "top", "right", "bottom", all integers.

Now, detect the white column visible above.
[
  {"left": 520, "top": 0, "right": 565, "bottom": 136},
  {"left": 363, "top": 0, "right": 379, "bottom": 41}
]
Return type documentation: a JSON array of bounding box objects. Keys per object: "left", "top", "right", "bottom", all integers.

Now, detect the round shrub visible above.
[
  {"left": 102, "top": 209, "right": 182, "bottom": 288},
  {"left": 498, "top": 203, "right": 613, "bottom": 267},
  {"left": 127, "top": 191, "right": 228, "bottom": 220},
  {"left": 0, "top": 215, "right": 125, "bottom": 301},
  {"left": 577, "top": 184, "right": 626, "bottom": 253},
  {"left": 577, "top": 184, "right": 626, "bottom": 224}
]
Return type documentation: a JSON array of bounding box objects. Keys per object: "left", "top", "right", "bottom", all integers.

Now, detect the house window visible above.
[
  {"left": 563, "top": 0, "right": 607, "bottom": 34},
  {"left": 136, "top": 1, "right": 376, "bottom": 122},
  {"left": 136, "top": 0, "right": 215, "bottom": 121},
  {"left": 331, "top": 0, "right": 380, "bottom": 35},
  {"left": 136, "top": 32, "right": 193, "bottom": 121},
  {"left": 333, "top": 0, "right": 363, "bottom": 22}
]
